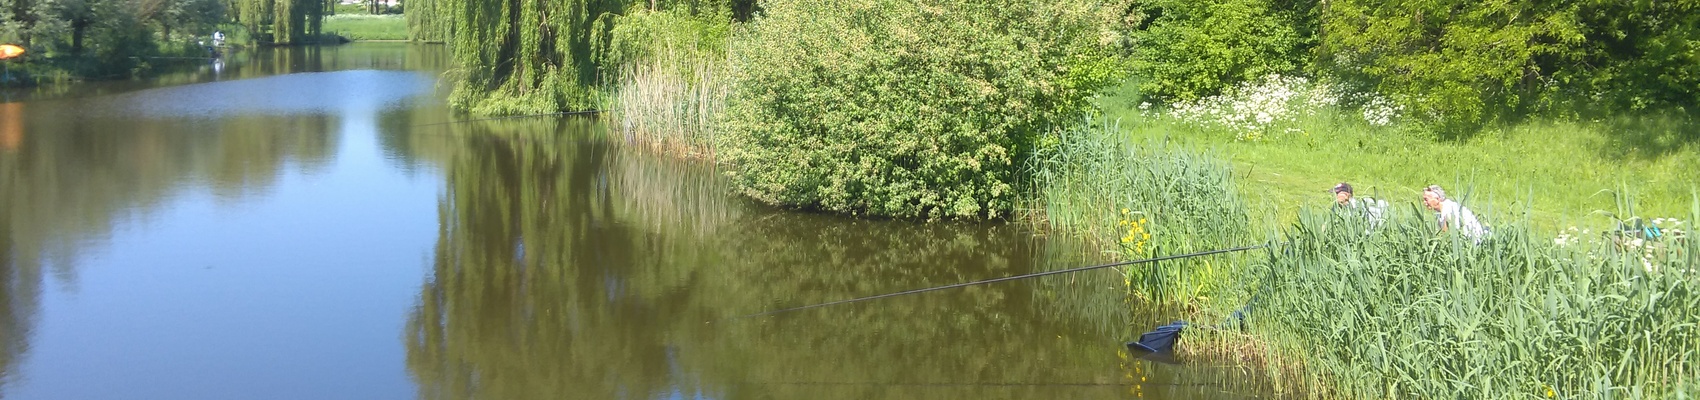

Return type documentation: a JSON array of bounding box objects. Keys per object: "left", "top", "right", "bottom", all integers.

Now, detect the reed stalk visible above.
[{"left": 608, "top": 47, "right": 727, "bottom": 160}]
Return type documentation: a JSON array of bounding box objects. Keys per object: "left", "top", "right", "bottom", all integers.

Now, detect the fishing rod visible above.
[
  {"left": 411, "top": 109, "right": 603, "bottom": 128},
  {"left": 743, "top": 243, "right": 1272, "bottom": 318}
]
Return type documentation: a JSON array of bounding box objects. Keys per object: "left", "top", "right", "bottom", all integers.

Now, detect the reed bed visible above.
[
  {"left": 1248, "top": 200, "right": 1699, "bottom": 398},
  {"left": 608, "top": 51, "right": 727, "bottom": 159},
  {"left": 1027, "top": 118, "right": 1257, "bottom": 304}
]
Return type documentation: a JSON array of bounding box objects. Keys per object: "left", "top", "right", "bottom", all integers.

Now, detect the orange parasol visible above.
[{"left": 0, "top": 44, "right": 25, "bottom": 60}]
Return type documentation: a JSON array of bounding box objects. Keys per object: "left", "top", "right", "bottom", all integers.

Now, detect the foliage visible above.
[
  {"left": 137, "top": 0, "right": 226, "bottom": 40},
  {"left": 402, "top": 0, "right": 448, "bottom": 42},
  {"left": 1565, "top": 0, "right": 1700, "bottom": 113},
  {"left": 1122, "top": 0, "right": 1314, "bottom": 102},
  {"left": 1248, "top": 200, "right": 1699, "bottom": 399},
  {"left": 409, "top": 0, "right": 751, "bottom": 114},
  {"left": 0, "top": 0, "right": 203, "bottom": 82},
  {"left": 594, "top": 7, "right": 728, "bottom": 81},
  {"left": 717, "top": 0, "right": 1124, "bottom": 219},
  {"left": 600, "top": 9, "right": 731, "bottom": 157},
  {"left": 1028, "top": 118, "right": 1254, "bottom": 302},
  {"left": 435, "top": 0, "right": 624, "bottom": 114},
  {"left": 232, "top": 0, "right": 326, "bottom": 44},
  {"left": 1317, "top": 0, "right": 1589, "bottom": 135},
  {"left": 1119, "top": 0, "right": 1699, "bottom": 136}
]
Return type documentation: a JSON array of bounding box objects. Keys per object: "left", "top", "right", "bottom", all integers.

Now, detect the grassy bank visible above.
[
  {"left": 1096, "top": 80, "right": 1699, "bottom": 233},
  {"left": 1030, "top": 79, "right": 1699, "bottom": 398},
  {"left": 323, "top": 14, "right": 408, "bottom": 41}
]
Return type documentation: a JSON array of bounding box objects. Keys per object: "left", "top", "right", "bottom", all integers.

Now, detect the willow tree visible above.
[
  {"left": 403, "top": 0, "right": 449, "bottom": 42},
  {"left": 233, "top": 0, "right": 323, "bottom": 44},
  {"left": 434, "top": 0, "right": 626, "bottom": 115}
]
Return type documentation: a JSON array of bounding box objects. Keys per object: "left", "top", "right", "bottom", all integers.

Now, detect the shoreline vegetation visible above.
[
  {"left": 402, "top": 0, "right": 1700, "bottom": 397},
  {"left": 0, "top": 0, "right": 350, "bottom": 87},
  {"left": 4, "top": 0, "right": 1684, "bottom": 396}
]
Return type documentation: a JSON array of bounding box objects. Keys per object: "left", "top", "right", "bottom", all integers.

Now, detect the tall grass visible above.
[
  {"left": 608, "top": 52, "right": 727, "bottom": 159},
  {"left": 1247, "top": 197, "right": 1699, "bottom": 398},
  {"left": 1028, "top": 118, "right": 1257, "bottom": 304}
]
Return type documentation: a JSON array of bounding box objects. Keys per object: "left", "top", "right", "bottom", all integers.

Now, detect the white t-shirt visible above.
[
  {"left": 1437, "top": 199, "right": 1488, "bottom": 241},
  {"left": 1352, "top": 197, "right": 1389, "bottom": 227}
]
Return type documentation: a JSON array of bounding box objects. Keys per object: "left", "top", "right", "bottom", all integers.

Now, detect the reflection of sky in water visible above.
[
  {"left": 100, "top": 70, "right": 434, "bottom": 118},
  {"left": 3, "top": 68, "right": 439, "bottom": 400}
]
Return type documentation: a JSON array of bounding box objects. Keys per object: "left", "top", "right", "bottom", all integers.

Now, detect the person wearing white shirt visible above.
[
  {"left": 1422, "top": 185, "right": 1487, "bottom": 242},
  {"left": 1331, "top": 182, "right": 1388, "bottom": 229}
]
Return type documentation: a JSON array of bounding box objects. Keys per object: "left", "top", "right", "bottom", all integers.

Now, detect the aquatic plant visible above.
[
  {"left": 1028, "top": 117, "right": 1254, "bottom": 303},
  {"left": 602, "top": 9, "right": 731, "bottom": 158},
  {"left": 1246, "top": 197, "right": 1700, "bottom": 399}
]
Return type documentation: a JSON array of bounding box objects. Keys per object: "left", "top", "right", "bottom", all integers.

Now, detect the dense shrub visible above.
[
  {"left": 718, "top": 0, "right": 1123, "bottom": 219},
  {"left": 1122, "top": 0, "right": 1314, "bottom": 102}
]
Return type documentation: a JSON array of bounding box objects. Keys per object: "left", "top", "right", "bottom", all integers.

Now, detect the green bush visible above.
[
  {"left": 1123, "top": 0, "right": 1313, "bottom": 102},
  {"left": 1317, "top": 0, "right": 1587, "bottom": 135},
  {"left": 718, "top": 0, "right": 1123, "bottom": 219}
]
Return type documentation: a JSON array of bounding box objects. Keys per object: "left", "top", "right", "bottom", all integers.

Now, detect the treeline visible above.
[
  {"left": 1126, "top": 0, "right": 1700, "bottom": 133},
  {"left": 0, "top": 0, "right": 330, "bottom": 83},
  {"left": 403, "top": 0, "right": 752, "bottom": 114}
]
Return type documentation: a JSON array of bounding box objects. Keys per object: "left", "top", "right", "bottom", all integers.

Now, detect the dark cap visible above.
[{"left": 1331, "top": 183, "right": 1353, "bottom": 194}]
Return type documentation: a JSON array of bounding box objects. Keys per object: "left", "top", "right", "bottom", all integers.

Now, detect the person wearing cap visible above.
[
  {"left": 1331, "top": 182, "right": 1388, "bottom": 229},
  {"left": 1422, "top": 185, "right": 1488, "bottom": 242}
]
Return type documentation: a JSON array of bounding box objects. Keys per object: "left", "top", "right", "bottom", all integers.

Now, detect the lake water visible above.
[{"left": 0, "top": 43, "right": 1264, "bottom": 400}]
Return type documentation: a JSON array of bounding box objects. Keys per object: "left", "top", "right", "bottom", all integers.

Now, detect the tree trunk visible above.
[{"left": 72, "top": 22, "right": 87, "bottom": 55}]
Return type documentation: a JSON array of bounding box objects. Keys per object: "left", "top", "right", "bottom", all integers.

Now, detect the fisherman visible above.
[
  {"left": 212, "top": 31, "right": 225, "bottom": 47},
  {"left": 1331, "top": 182, "right": 1388, "bottom": 229},
  {"left": 1422, "top": 185, "right": 1488, "bottom": 242}
]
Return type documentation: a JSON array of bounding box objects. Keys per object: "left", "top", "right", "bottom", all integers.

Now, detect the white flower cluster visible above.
[
  {"left": 1166, "top": 74, "right": 1318, "bottom": 141},
  {"left": 1160, "top": 74, "right": 1404, "bottom": 140},
  {"left": 1360, "top": 95, "right": 1404, "bottom": 127}
]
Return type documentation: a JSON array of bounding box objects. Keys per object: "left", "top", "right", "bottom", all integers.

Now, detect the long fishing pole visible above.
[
  {"left": 411, "top": 109, "right": 603, "bottom": 128},
  {"left": 743, "top": 243, "right": 1272, "bottom": 318}
]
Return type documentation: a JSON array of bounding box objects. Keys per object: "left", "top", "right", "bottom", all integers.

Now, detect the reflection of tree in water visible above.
[
  {"left": 0, "top": 101, "right": 336, "bottom": 396},
  {"left": 0, "top": 206, "right": 42, "bottom": 395},
  {"left": 406, "top": 120, "right": 1154, "bottom": 399},
  {"left": 406, "top": 118, "right": 683, "bottom": 399}
]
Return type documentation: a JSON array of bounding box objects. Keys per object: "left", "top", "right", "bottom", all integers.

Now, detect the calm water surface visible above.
[{"left": 0, "top": 44, "right": 1263, "bottom": 399}]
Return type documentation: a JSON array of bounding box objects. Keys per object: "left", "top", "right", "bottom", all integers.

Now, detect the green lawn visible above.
[
  {"left": 322, "top": 14, "right": 408, "bottom": 41},
  {"left": 1098, "top": 90, "right": 1699, "bottom": 233}
]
